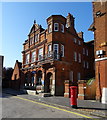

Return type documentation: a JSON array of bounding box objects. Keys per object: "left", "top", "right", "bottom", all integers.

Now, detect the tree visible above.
[{"left": 2, "top": 67, "right": 13, "bottom": 88}]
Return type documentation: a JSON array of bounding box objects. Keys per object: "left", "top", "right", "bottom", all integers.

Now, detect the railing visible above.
[
  {"left": 38, "top": 51, "right": 62, "bottom": 62},
  {"left": 23, "top": 51, "right": 63, "bottom": 66}
]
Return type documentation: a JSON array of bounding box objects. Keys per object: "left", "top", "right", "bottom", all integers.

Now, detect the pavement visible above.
[{"left": 2, "top": 88, "right": 107, "bottom": 118}]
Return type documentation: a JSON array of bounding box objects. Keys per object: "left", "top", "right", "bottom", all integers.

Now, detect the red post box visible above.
[{"left": 70, "top": 86, "right": 77, "bottom": 108}]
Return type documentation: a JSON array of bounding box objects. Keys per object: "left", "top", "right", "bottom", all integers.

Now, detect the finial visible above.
[{"left": 34, "top": 20, "right": 36, "bottom": 24}]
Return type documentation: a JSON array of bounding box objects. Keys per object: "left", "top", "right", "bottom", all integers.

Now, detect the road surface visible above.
[{"left": 2, "top": 92, "right": 101, "bottom": 119}]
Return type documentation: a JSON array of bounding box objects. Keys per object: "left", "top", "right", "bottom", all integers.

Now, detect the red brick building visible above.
[
  {"left": 91, "top": 1, "right": 107, "bottom": 103},
  {"left": 21, "top": 13, "right": 94, "bottom": 96},
  {"left": 11, "top": 60, "right": 23, "bottom": 90}
]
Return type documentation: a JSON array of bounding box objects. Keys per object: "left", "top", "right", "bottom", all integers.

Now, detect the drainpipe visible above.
[{"left": 98, "top": 61, "right": 101, "bottom": 102}]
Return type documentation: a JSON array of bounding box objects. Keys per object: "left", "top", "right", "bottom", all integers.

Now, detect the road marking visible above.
[{"left": 13, "top": 96, "right": 94, "bottom": 119}]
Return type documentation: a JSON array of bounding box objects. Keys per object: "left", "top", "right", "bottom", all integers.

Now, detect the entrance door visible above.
[{"left": 46, "top": 72, "right": 55, "bottom": 95}]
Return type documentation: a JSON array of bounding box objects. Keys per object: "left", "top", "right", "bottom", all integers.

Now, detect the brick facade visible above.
[
  {"left": 21, "top": 13, "right": 94, "bottom": 96},
  {"left": 92, "top": 1, "right": 107, "bottom": 102},
  {"left": 11, "top": 60, "right": 23, "bottom": 90}
]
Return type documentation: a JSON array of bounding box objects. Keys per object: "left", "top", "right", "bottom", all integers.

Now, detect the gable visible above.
[
  {"left": 29, "top": 24, "right": 40, "bottom": 34},
  {"left": 11, "top": 62, "right": 21, "bottom": 80}
]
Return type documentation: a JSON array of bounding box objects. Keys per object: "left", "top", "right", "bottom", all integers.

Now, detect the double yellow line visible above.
[{"left": 13, "top": 96, "right": 95, "bottom": 119}]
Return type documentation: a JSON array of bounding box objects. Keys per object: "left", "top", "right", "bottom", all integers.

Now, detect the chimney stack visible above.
[{"left": 66, "top": 13, "right": 75, "bottom": 28}]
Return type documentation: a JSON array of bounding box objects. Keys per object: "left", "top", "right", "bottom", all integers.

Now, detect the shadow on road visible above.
[{"left": 2, "top": 88, "right": 27, "bottom": 98}]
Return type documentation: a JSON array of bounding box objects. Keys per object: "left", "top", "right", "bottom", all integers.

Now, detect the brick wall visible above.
[{"left": 93, "top": 1, "right": 107, "bottom": 101}]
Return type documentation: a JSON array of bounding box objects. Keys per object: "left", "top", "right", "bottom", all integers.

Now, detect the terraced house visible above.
[{"left": 20, "top": 13, "right": 94, "bottom": 96}]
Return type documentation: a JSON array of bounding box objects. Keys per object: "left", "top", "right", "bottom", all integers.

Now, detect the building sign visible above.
[{"left": 32, "top": 71, "right": 37, "bottom": 74}]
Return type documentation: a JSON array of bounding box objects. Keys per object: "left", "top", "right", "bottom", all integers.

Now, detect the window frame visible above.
[
  {"left": 87, "top": 62, "right": 89, "bottom": 69},
  {"left": 61, "top": 44, "right": 64, "bottom": 57},
  {"left": 86, "top": 49, "right": 89, "bottom": 56},
  {"left": 25, "top": 53, "right": 30, "bottom": 64},
  {"left": 74, "top": 52, "right": 77, "bottom": 62},
  {"left": 31, "top": 51, "right": 36, "bottom": 63},
  {"left": 79, "top": 53, "right": 81, "bottom": 63},
  {"left": 78, "top": 40, "right": 81, "bottom": 45},
  {"left": 83, "top": 61, "right": 85, "bottom": 68},
  {"left": 48, "top": 44, "right": 52, "bottom": 57},
  {"left": 53, "top": 44, "right": 59, "bottom": 59},
  {"left": 69, "top": 71, "right": 73, "bottom": 82},
  {"left": 54, "top": 23, "right": 59, "bottom": 31},
  {"left": 77, "top": 72, "right": 81, "bottom": 80},
  {"left": 61, "top": 24, "right": 64, "bottom": 33},
  {"left": 38, "top": 47, "right": 43, "bottom": 61},
  {"left": 73, "top": 38, "right": 77, "bottom": 44},
  {"left": 48, "top": 24, "right": 52, "bottom": 33},
  {"left": 83, "top": 48, "right": 85, "bottom": 55}
]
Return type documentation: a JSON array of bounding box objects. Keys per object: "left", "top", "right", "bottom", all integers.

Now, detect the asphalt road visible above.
[{"left": 2, "top": 93, "right": 100, "bottom": 119}]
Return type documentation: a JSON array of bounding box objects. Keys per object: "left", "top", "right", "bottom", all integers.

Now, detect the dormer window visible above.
[
  {"left": 48, "top": 24, "right": 52, "bottom": 33},
  {"left": 54, "top": 23, "right": 59, "bottom": 31},
  {"left": 61, "top": 24, "right": 64, "bottom": 33}
]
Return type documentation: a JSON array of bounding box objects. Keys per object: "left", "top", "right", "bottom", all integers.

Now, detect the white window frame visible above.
[
  {"left": 48, "top": 24, "right": 52, "bottom": 33},
  {"left": 54, "top": 23, "right": 59, "bottom": 31},
  {"left": 26, "top": 54, "right": 30, "bottom": 64},
  {"left": 48, "top": 44, "right": 52, "bottom": 57},
  {"left": 74, "top": 52, "right": 77, "bottom": 61},
  {"left": 31, "top": 51, "right": 36, "bottom": 62},
  {"left": 61, "top": 24, "right": 64, "bottom": 33},
  {"left": 30, "top": 37, "right": 34, "bottom": 45},
  {"left": 35, "top": 34, "right": 39, "bottom": 42},
  {"left": 77, "top": 72, "right": 81, "bottom": 80},
  {"left": 79, "top": 53, "right": 81, "bottom": 63},
  {"left": 61, "top": 44, "right": 64, "bottom": 57},
  {"left": 53, "top": 44, "right": 59, "bottom": 59},
  {"left": 38, "top": 47, "right": 43, "bottom": 61}
]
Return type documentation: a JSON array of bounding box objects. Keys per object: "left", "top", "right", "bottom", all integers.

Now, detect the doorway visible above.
[{"left": 46, "top": 72, "right": 54, "bottom": 94}]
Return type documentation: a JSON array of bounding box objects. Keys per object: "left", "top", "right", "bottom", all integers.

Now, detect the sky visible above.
[{"left": 1, "top": 2, "right": 94, "bottom": 68}]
